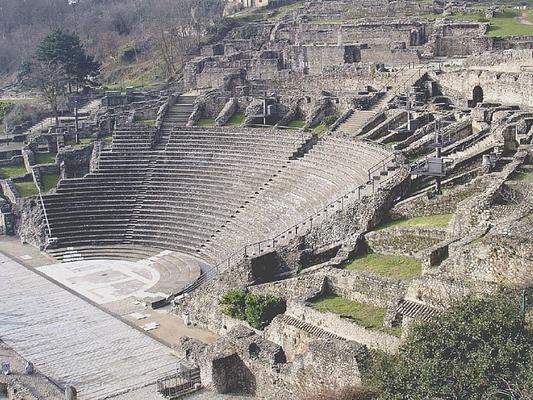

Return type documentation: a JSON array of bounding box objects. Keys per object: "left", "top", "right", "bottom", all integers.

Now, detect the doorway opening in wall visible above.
[{"left": 472, "top": 85, "right": 484, "bottom": 107}]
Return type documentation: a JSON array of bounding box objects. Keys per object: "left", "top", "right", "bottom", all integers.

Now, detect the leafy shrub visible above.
[
  {"left": 220, "top": 289, "right": 247, "bottom": 320},
  {"left": 323, "top": 114, "right": 339, "bottom": 127},
  {"left": 369, "top": 295, "right": 533, "bottom": 400},
  {"left": 220, "top": 289, "right": 285, "bottom": 330}
]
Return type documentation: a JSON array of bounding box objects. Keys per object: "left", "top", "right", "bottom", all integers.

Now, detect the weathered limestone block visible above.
[
  {"left": 303, "top": 97, "right": 334, "bottom": 130},
  {"left": 243, "top": 99, "right": 265, "bottom": 126},
  {"left": 15, "top": 197, "right": 47, "bottom": 249},
  {"left": 57, "top": 144, "right": 94, "bottom": 179},
  {"left": 290, "top": 339, "right": 364, "bottom": 394},
  {"left": 215, "top": 98, "right": 238, "bottom": 126}
]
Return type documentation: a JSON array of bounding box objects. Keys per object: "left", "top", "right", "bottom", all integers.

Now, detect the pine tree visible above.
[{"left": 35, "top": 29, "right": 100, "bottom": 92}]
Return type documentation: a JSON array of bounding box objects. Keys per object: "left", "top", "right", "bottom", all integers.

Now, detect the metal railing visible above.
[
  {"left": 31, "top": 169, "right": 52, "bottom": 238},
  {"left": 156, "top": 364, "right": 201, "bottom": 399},
  {"left": 173, "top": 151, "right": 405, "bottom": 299}
]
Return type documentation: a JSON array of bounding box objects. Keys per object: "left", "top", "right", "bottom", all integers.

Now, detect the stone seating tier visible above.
[{"left": 44, "top": 128, "right": 395, "bottom": 274}]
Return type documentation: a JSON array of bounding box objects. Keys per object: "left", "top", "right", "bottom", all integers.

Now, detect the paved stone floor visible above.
[
  {"left": 37, "top": 259, "right": 166, "bottom": 305},
  {"left": 0, "top": 253, "right": 179, "bottom": 400}
]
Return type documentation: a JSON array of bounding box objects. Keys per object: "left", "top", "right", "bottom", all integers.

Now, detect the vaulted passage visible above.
[{"left": 472, "top": 85, "right": 484, "bottom": 107}]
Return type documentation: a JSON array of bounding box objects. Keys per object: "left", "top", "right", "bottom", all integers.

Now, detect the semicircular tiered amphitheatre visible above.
[{"left": 43, "top": 96, "right": 400, "bottom": 296}]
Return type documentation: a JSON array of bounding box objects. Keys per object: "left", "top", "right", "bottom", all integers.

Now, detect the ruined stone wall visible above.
[
  {"left": 326, "top": 268, "right": 408, "bottom": 308},
  {"left": 303, "top": 167, "right": 410, "bottom": 249},
  {"left": 57, "top": 144, "right": 94, "bottom": 179},
  {"left": 183, "top": 325, "right": 365, "bottom": 399},
  {"left": 248, "top": 272, "right": 326, "bottom": 301},
  {"left": 427, "top": 22, "right": 489, "bottom": 57},
  {"left": 463, "top": 49, "right": 533, "bottom": 68},
  {"left": 390, "top": 178, "right": 487, "bottom": 219},
  {"left": 287, "top": 301, "right": 400, "bottom": 352},
  {"left": 433, "top": 69, "right": 533, "bottom": 108}
]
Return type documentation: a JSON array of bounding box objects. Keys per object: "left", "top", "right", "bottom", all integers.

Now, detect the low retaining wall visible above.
[
  {"left": 365, "top": 226, "right": 447, "bottom": 256},
  {"left": 287, "top": 301, "right": 400, "bottom": 352},
  {"left": 326, "top": 268, "right": 408, "bottom": 308}
]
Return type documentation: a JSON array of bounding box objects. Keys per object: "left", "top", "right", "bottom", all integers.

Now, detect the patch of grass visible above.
[
  {"left": 227, "top": 112, "right": 245, "bottom": 126},
  {"left": 345, "top": 253, "right": 422, "bottom": 281},
  {"left": 287, "top": 119, "right": 305, "bottom": 129},
  {"left": 312, "top": 123, "right": 328, "bottom": 134},
  {"left": 510, "top": 171, "right": 533, "bottom": 182},
  {"left": 377, "top": 214, "right": 453, "bottom": 230},
  {"left": 0, "top": 164, "right": 27, "bottom": 179},
  {"left": 41, "top": 173, "right": 60, "bottom": 192},
  {"left": 14, "top": 181, "right": 39, "bottom": 197},
  {"left": 0, "top": 98, "right": 39, "bottom": 105},
  {"left": 79, "top": 138, "right": 92, "bottom": 145},
  {"left": 311, "top": 295, "right": 401, "bottom": 336},
  {"left": 197, "top": 118, "right": 216, "bottom": 127},
  {"left": 103, "top": 60, "right": 163, "bottom": 90},
  {"left": 232, "top": 6, "right": 270, "bottom": 23},
  {"left": 271, "top": 1, "right": 305, "bottom": 20},
  {"left": 101, "top": 135, "right": 113, "bottom": 142},
  {"left": 34, "top": 152, "right": 57, "bottom": 165},
  {"left": 488, "top": 10, "right": 533, "bottom": 37},
  {"left": 418, "top": 9, "right": 533, "bottom": 37}
]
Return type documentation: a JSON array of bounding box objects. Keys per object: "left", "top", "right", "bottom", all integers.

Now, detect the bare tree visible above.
[{"left": 26, "top": 61, "right": 67, "bottom": 126}]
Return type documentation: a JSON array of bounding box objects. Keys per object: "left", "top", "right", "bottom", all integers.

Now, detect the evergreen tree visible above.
[{"left": 36, "top": 29, "right": 100, "bottom": 92}]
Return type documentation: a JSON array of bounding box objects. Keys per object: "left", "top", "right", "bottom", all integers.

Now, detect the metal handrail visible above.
[
  {"left": 173, "top": 149, "right": 404, "bottom": 298},
  {"left": 32, "top": 169, "right": 53, "bottom": 239}
]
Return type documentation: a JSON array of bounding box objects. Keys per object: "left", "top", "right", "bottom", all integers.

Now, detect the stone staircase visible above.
[
  {"left": 394, "top": 299, "right": 441, "bottom": 323},
  {"left": 158, "top": 95, "right": 196, "bottom": 148},
  {"left": 334, "top": 68, "right": 424, "bottom": 136},
  {"left": 334, "top": 110, "right": 376, "bottom": 135},
  {"left": 449, "top": 133, "right": 501, "bottom": 165},
  {"left": 279, "top": 314, "right": 346, "bottom": 341}
]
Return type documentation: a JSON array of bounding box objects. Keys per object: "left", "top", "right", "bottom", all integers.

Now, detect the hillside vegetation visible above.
[{"left": 0, "top": 0, "right": 224, "bottom": 87}]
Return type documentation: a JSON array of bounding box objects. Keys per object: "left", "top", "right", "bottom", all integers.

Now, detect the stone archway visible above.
[{"left": 472, "top": 85, "right": 484, "bottom": 107}]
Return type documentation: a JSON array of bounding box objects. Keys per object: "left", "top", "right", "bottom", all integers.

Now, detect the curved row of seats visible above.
[
  {"left": 197, "top": 136, "right": 392, "bottom": 264},
  {"left": 44, "top": 127, "right": 394, "bottom": 270}
]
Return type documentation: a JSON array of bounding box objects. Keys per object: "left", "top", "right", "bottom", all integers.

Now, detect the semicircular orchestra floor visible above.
[{"left": 43, "top": 245, "right": 208, "bottom": 307}]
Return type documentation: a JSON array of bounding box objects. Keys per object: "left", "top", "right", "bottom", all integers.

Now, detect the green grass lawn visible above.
[
  {"left": 377, "top": 214, "right": 453, "bottom": 230},
  {"left": 311, "top": 294, "right": 401, "bottom": 336},
  {"left": 287, "top": 119, "right": 306, "bottom": 129},
  {"left": 42, "top": 173, "right": 60, "bottom": 192},
  {"left": 487, "top": 10, "right": 533, "bottom": 37},
  {"left": 34, "top": 152, "right": 57, "bottom": 165},
  {"left": 419, "top": 9, "right": 533, "bottom": 37},
  {"left": 197, "top": 118, "right": 216, "bottom": 127},
  {"left": 227, "top": 112, "right": 245, "bottom": 126},
  {"left": 271, "top": 1, "right": 305, "bottom": 19},
  {"left": 345, "top": 253, "right": 422, "bottom": 281},
  {"left": 0, "top": 165, "right": 27, "bottom": 179},
  {"left": 101, "top": 135, "right": 113, "bottom": 142},
  {"left": 14, "top": 181, "right": 39, "bottom": 197}
]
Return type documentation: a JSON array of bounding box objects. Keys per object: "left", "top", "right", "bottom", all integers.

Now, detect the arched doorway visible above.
[{"left": 472, "top": 85, "right": 484, "bottom": 107}]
